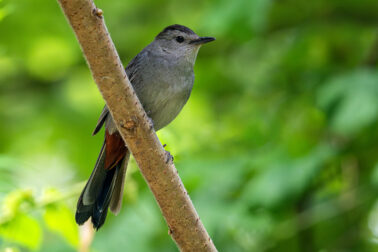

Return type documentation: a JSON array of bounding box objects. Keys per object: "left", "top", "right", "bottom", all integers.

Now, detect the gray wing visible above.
[
  {"left": 92, "top": 51, "right": 145, "bottom": 135},
  {"left": 125, "top": 50, "right": 145, "bottom": 86},
  {"left": 92, "top": 105, "right": 109, "bottom": 135}
]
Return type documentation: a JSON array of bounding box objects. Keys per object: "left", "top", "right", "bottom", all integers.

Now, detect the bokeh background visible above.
[{"left": 0, "top": 0, "right": 378, "bottom": 251}]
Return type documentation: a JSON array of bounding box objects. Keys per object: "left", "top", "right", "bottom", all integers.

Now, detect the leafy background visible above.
[{"left": 0, "top": 0, "right": 377, "bottom": 251}]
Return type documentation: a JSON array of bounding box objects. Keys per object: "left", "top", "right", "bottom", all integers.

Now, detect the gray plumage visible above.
[{"left": 76, "top": 24, "right": 215, "bottom": 229}]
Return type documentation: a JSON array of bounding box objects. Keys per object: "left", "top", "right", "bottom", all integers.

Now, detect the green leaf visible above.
[
  {"left": 43, "top": 203, "right": 79, "bottom": 248},
  {"left": 2, "top": 189, "right": 34, "bottom": 217},
  {"left": 26, "top": 37, "right": 76, "bottom": 81},
  {"left": 241, "top": 144, "right": 335, "bottom": 208},
  {"left": 318, "top": 69, "right": 378, "bottom": 136},
  {"left": 0, "top": 213, "right": 41, "bottom": 250},
  {"left": 372, "top": 163, "right": 378, "bottom": 188}
]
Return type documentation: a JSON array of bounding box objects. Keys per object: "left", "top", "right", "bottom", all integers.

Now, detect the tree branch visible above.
[{"left": 56, "top": 0, "right": 217, "bottom": 251}]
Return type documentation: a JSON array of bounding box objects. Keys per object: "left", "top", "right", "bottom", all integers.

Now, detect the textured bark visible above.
[{"left": 57, "top": 0, "right": 217, "bottom": 251}]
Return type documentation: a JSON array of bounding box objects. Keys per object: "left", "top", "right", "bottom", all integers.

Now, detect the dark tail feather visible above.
[
  {"left": 91, "top": 164, "right": 118, "bottom": 229},
  {"left": 75, "top": 143, "right": 125, "bottom": 230}
]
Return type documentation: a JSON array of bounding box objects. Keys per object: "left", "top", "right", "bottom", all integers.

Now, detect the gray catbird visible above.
[{"left": 75, "top": 24, "right": 215, "bottom": 229}]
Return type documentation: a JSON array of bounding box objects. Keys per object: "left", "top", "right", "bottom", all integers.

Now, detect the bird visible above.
[{"left": 75, "top": 24, "right": 215, "bottom": 230}]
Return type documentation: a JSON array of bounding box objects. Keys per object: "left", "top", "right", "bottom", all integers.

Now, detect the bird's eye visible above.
[{"left": 176, "top": 36, "right": 184, "bottom": 43}]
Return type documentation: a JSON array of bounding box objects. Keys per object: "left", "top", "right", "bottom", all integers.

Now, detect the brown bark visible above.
[{"left": 56, "top": 0, "right": 217, "bottom": 251}]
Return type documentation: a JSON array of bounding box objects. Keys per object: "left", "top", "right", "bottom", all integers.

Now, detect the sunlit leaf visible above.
[
  {"left": 2, "top": 247, "right": 21, "bottom": 252},
  {"left": 2, "top": 189, "right": 34, "bottom": 216},
  {"left": 26, "top": 37, "right": 77, "bottom": 81},
  {"left": 0, "top": 213, "right": 41, "bottom": 250},
  {"left": 43, "top": 203, "right": 79, "bottom": 248}
]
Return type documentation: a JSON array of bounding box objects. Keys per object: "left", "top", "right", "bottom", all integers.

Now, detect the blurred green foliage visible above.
[{"left": 0, "top": 0, "right": 377, "bottom": 251}]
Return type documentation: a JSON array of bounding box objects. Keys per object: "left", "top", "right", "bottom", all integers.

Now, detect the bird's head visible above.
[{"left": 154, "top": 24, "right": 215, "bottom": 64}]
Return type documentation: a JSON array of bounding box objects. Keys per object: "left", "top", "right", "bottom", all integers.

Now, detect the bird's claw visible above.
[
  {"left": 165, "top": 150, "right": 174, "bottom": 163},
  {"left": 147, "top": 117, "right": 154, "bottom": 130}
]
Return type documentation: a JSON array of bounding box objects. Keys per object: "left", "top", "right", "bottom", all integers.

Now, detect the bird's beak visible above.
[{"left": 189, "top": 36, "right": 216, "bottom": 45}]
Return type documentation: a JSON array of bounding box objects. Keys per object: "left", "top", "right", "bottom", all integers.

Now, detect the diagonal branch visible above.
[{"left": 56, "top": 0, "right": 217, "bottom": 251}]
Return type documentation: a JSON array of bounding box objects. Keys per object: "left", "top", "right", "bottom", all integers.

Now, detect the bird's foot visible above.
[
  {"left": 165, "top": 150, "right": 174, "bottom": 163},
  {"left": 147, "top": 117, "right": 154, "bottom": 131},
  {"left": 145, "top": 111, "right": 154, "bottom": 131}
]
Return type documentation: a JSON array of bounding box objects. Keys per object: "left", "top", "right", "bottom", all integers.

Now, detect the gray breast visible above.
[{"left": 128, "top": 48, "right": 194, "bottom": 130}]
